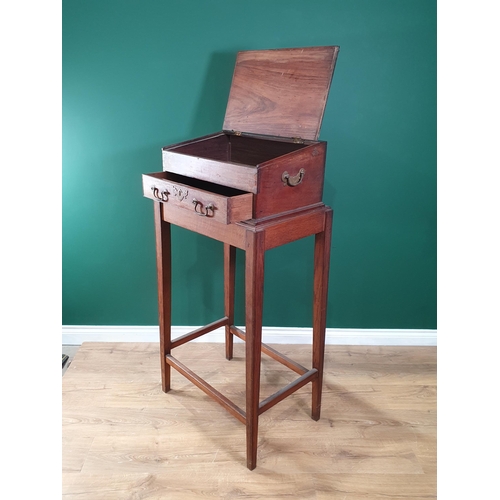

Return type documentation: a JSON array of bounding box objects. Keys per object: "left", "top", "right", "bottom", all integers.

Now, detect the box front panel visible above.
[{"left": 162, "top": 149, "right": 258, "bottom": 194}]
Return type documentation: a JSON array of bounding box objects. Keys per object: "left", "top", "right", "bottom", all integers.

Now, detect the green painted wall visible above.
[{"left": 62, "top": 0, "right": 436, "bottom": 329}]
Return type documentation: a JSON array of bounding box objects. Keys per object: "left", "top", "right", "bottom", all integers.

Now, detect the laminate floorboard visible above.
[{"left": 62, "top": 342, "right": 436, "bottom": 499}]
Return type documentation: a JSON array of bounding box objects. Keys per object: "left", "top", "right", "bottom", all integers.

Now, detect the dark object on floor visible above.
[{"left": 62, "top": 354, "right": 69, "bottom": 368}]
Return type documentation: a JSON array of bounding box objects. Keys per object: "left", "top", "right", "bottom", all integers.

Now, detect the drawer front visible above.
[{"left": 142, "top": 172, "right": 253, "bottom": 224}]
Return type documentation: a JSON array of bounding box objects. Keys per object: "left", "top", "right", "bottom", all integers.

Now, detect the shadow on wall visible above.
[
  {"left": 188, "top": 51, "right": 236, "bottom": 137},
  {"left": 178, "top": 52, "right": 238, "bottom": 324}
]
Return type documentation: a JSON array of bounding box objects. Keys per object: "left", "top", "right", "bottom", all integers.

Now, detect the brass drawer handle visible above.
[
  {"left": 192, "top": 199, "right": 215, "bottom": 217},
  {"left": 282, "top": 168, "right": 305, "bottom": 187},
  {"left": 151, "top": 186, "right": 169, "bottom": 202}
]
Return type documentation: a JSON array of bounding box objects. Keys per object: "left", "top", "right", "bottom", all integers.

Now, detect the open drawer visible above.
[{"left": 142, "top": 171, "right": 253, "bottom": 224}]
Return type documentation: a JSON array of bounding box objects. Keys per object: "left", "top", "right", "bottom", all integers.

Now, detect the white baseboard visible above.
[{"left": 62, "top": 325, "right": 436, "bottom": 346}]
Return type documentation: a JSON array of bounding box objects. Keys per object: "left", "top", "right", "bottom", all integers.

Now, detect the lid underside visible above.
[{"left": 223, "top": 46, "right": 339, "bottom": 141}]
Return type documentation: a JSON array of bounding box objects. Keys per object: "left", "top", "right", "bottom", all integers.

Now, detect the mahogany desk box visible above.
[{"left": 143, "top": 46, "right": 339, "bottom": 469}]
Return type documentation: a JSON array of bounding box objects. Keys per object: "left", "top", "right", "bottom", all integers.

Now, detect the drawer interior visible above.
[
  {"left": 161, "top": 171, "right": 250, "bottom": 197},
  {"left": 166, "top": 133, "right": 308, "bottom": 166}
]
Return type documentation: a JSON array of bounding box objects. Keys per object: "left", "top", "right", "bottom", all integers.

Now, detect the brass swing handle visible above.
[
  {"left": 282, "top": 168, "right": 305, "bottom": 187},
  {"left": 151, "top": 186, "right": 169, "bottom": 202},
  {"left": 192, "top": 198, "right": 215, "bottom": 217}
]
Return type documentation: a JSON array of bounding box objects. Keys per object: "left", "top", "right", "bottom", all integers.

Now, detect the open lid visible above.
[{"left": 223, "top": 46, "right": 339, "bottom": 141}]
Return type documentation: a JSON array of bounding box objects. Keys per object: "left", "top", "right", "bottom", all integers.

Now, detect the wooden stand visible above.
[{"left": 153, "top": 201, "right": 332, "bottom": 470}]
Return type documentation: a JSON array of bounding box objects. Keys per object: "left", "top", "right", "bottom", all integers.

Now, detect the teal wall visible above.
[{"left": 63, "top": 0, "right": 436, "bottom": 329}]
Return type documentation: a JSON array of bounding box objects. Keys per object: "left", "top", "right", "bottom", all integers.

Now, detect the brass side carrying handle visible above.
[
  {"left": 282, "top": 168, "right": 305, "bottom": 187},
  {"left": 151, "top": 186, "right": 169, "bottom": 202},
  {"left": 192, "top": 198, "right": 215, "bottom": 217}
]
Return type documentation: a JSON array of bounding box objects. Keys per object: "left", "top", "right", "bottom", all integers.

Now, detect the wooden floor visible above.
[{"left": 62, "top": 342, "right": 436, "bottom": 499}]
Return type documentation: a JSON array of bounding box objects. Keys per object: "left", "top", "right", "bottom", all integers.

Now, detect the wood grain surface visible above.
[
  {"left": 62, "top": 342, "right": 436, "bottom": 499},
  {"left": 223, "top": 46, "right": 339, "bottom": 141}
]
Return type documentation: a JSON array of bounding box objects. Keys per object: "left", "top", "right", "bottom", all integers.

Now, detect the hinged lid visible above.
[{"left": 223, "top": 46, "right": 339, "bottom": 141}]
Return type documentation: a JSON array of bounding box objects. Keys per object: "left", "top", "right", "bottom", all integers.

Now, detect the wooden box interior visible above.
[{"left": 165, "top": 133, "right": 310, "bottom": 167}]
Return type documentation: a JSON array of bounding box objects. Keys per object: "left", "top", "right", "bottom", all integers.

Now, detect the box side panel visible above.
[
  {"left": 254, "top": 143, "right": 326, "bottom": 219},
  {"left": 227, "top": 193, "right": 253, "bottom": 223}
]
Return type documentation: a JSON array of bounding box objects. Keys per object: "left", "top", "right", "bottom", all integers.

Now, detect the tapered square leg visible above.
[
  {"left": 312, "top": 208, "right": 333, "bottom": 420},
  {"left": 245, "top": 230, "right": 265, "bottom": 470},
  {"left": 154, "top": 202, "right": 172, "bottom": 393},
  {"left": 224, "top": 244, "right": 236, "bottom": 360}
]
